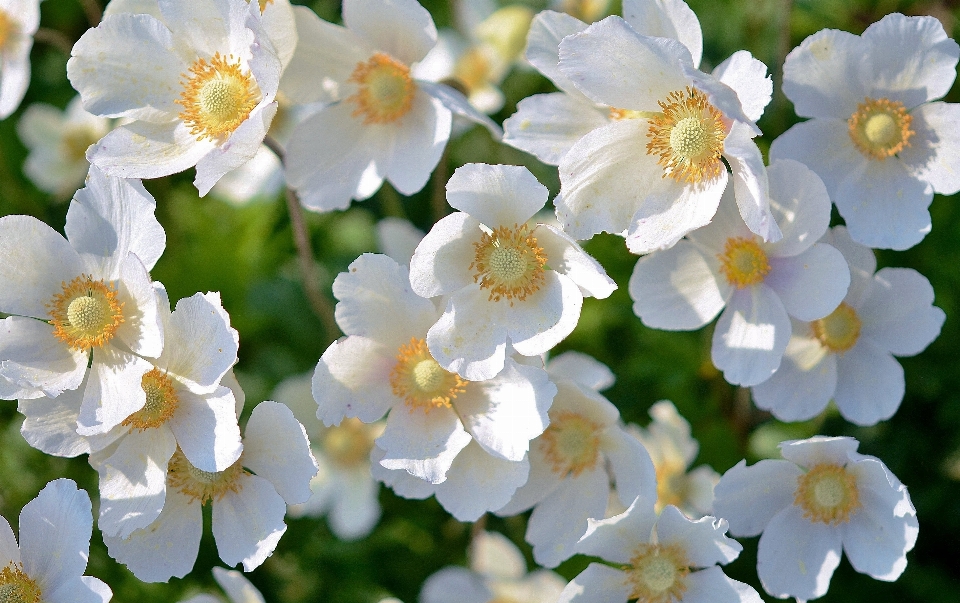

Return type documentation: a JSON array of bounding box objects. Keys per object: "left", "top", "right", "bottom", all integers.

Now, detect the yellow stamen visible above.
[
  {"left": 625, "top": 543, "right": 690, "bottom": 603},
  {"left": 848, "top": 97, "right": 913, "bottom": 161},
  {"left": 717, "top": 237, "right": 770, "bottom": 288},
  {"left": 323, "top": 418, "right": 377, "bottom": 468},
  {"left": 389, "top": 337, "right": 467, "bottom": 412},
  {"left": 0, "top": 10, "right": 16, "bottom": 51},
  {"left": 453, "top": 47, "right": 493, "bottom": 94},
  {"left": 60, "top": 126, "right": 101, "bottom": 162},
  {"left": 47, "top": 275, "right": 125, "bottom": 352},
  {"left": 471, "top": 223, "right": 547, "bottom": 304},
  {"left": 347, "top": 52, "right": 415, "bottom": 125},
  {"left": 794, "top": 463, "right": 861, "bottom": 525},
  {"left": 609, "top": 107, "right": 658, "bottom": 121},
  {"left": 122, "top": 369, "right": 180, "bottom": 430},
  {"left": 0, "top": 564, "right": 41, "bottom": 603},
  {"left": 167, "top": 448, "right": 246, "bottom": 504},
  {"left": 654, "top": 459, "right": 690, "bottom": 512},
  {"left": 811, "top": 302, "right": 861, "bottom": 354},
  {"left": 177, "top": 53, "right": 260, "bottom": 142},
  {"left": 539, "top": 411, "right": 603, "bottom": 477},
  {"left": 646, "top": 87, "right": 727, "bottom": 184}
]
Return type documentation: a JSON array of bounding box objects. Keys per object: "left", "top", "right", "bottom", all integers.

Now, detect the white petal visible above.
[
  {"left": 558, "top": 563, "right": 631, "bottom": 603},
  {"left": 622, "top": 0, "right": 703, "bottom": 68},
  {"left": 95, "top": 427, "right": 176, "bottom": 538},
  {"left": 103, "top": 487, "right": 201, "bottom": 582},
  {"left": 77, "top": 347, "right": 152, "bottom": 435},
  {"left": 778, "top": 436, "right": 859, "bottom": 468},
  {"left": 577, "top": 496, "right": 658, "bottom": 564},
  {"left": 158, "top": 0, "right": 250, "bottom": 59},
  {"left": 712, "top": 50, "right": 770, "bottom": 123},
  {"left": 628, "top": 241, "right": 726, "bottom": 330},
  {"left": 377, "top": 405, "right": 471, "bottom": 483},
  {"left": 857, "top": 267, "right": 945, "bottom": 356},
  {"left": 711, "top": 286, "right": 791, "bottom": 387},
  {"left": 655, "top": 506, "right": 741, "bottom": 567},
  {"left": 66, "top": 166, "right": 166, "bottom": 278},
  {"left": 313, "top": 336, "right": 397, "bottom": 425},
  {"left": 168, "top": 386, "right": 242, "bottom": 472},
  {"left": 260, "top": 0, "right": 297, "bottom": 69},
  {"left": 751, "top": 336, "right": 836, "bottom": 422},
  {"left": 712, "top": 459, "right": 801, "bottom": 538},
  {"left": 161, "top": 292, "right": 238, "bottom": 392},
  {"left": 433, "top": 441, "right": 529, "bottom": 522},
  {"left": 376, "top": 217, "right": 425, "bottom": 266},
  {"left": 420, "top": 567, "right": 491, "bottom": 603},
  {"left": 381, "top": 91, "right": 451, "bottom": 195},
  {"left": 446, "top": 163, "right": 548, "bottom": 227},
  {"left": 756, "top": 505, "right": 842, "bottom": 601},
  {"left": 507, "top": 272, "right": 583, "bottom": 358},
  {"left": 471, "top": 530, "right": 526, "bottom": 580},
  {"left": 409, "top": 212, "right": 480, "bottom": 298},
  {"left": 900, "top": 101, "right": 960, "bottom": 195},
  {"left": 682, "top": 566, "right": 763, "bottom": 603},
  {"left": 537, "top": 225, "right": 615, "bottom": 299},
  {"left": 212, "top": 474, "right": 287, "bottom": 571},
  {"left": 821, "top": 225, "right": 876, "bottom": 307},
  {"left": 494, "top": 445, "right": 563, "bottom": 515},
  {"left": 19, "top": 479, "right": 93, "bottom": 593},
  {"left": 212, "top": 567, "right": 266, "bottom": 603},
  {"left": 46, "top": 576, "right": 113, "bottom": 603},
  {"left": 0, "top": 33, "right": 31, "bottom": 119},
  {"left": 87, "top": 120, "right": 212, "bottom": 180},
  {"left": 18, "top": 387, "right": 108, "bottom": 458},
  {"left": 418, "top": 80, "right": 500, "bottom": 138},
  {"left": 194, "top": 101, "right": 278, "bottom": 196},
  {"left": 527, "top": 465, "right": 609, "bottom": 568},
  {"left": 114, "top": 253, "right": 164, "bottom": 358},
  {"left": 546, "top": 350, "right": 614, "bottom": 391},
  {"left": 342, "top": 0, "right": 437, "bottom": 65},
  {"left": 524, "top": 10, "right": 589, "bottom": 95},
  {"left": 0, "top": 317, "right": 87, "bottom": 398},
  {"left": 768, "top": 118, "right": 857, "bottom": 199},
  {"left": 241, "top": 401, "right": 318, "bottom": 504},
  {"left": 725, "top": 123, "right": 779, "bottom": 243},
  {"left": 763, "top": 159, "right": 831, "bottom": 258},
  {"left": 329, "top": 468, "right": 381, "bottom": 540},
  {"left": 0, "top": 516, "right": 17, "bottom": 566},
  {"left": 426, "top": 286, "right": 508, "bottom": 381},
  {"left": 781, "top": 28, "right": 868, "bottom": 119},
  {"left": 456, "top": 359, "right": 554, "bottom": 462},
  {"left": 602, "top": 426, "right": 657, "bottom": 508},
  {"left": 502, "top": 92, "right": 608, "bottom": 166},
  {"left": 369, "top": 445, "right": 435, "bottom": 499},
  {"left": 833, "top": 342, "right": 905, "bottom": 426},
  {"left": 765, "top": 244, "right": 850, "bottom": 322}
]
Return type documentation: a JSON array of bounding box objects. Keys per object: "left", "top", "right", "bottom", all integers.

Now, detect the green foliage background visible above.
[{"left": 1, "top": 0, "right": 959, "bottom": 601}]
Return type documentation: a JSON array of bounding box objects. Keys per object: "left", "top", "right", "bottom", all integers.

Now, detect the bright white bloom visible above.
[
  {"left": 376, "top": 216, "right": 425, "bottom": 266},
  {"left": 713, "top": 436, "right": 919, "bottom": 600},
  {"left": 314, "top": 252, "right": 555, "bottom": 487},
  {"left": 752, "top": 226, "right": 945, "bottom": 425},
  {"left": 409, "top": 163, "right": 616, "bottom": 381},
  {"left": 103, "top": 401, "right": 317, "bottom": 581},
  {"left": 178, "top": 567, "right": 264, "bottom": 603},
  {"left": 558, "top": 497, "right": 761, "bottom": 603},
  {"left": 280, "top": 0, "right": 500, "bottom": 212},
  {"left": 16, "top": 97, "right": 113, "bottom": 196},
  {"left": 0, "top": 0, "right": 39, "bottom": 118},
  {"left": 420, "top": 530, "right": 565, "bottom": 603},
  {"left": 67, "top": 0, "right": 284, "bottom": 195},
  {"left": 0, "top": 166, "right": 165, "bottom": 435},
  {"left": 494, "top": 352, "right": 656, "bottom": 568},
  {"left": 276, "top": 371, "right": 384, "bottom": 540},
  {"left": 770, "top": 13, "right": 960, "bottom": 250},
  {"left": 629, "top": 400, "right": 719, "bottom": 517},
  {"left": 0, "top": 479, "right": 112, "bottom": 603},
  {"left": 629, "top": 159, "right": 850, "bottom": 386}
]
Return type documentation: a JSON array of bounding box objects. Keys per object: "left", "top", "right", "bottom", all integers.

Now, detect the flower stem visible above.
[
  {"left": 78, "top": 0, "right": 102, "bottom": 26},
  {"left": 33, "top": 28, "right": 74, "bottom": 54}
]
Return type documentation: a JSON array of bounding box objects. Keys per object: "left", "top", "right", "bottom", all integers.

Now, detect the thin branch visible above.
[
  {"left": 430, "top": 146, "right": 450, "bottom": 225},
  {"left": 263, "top": 136, "right": 340, "bottom": 343},
  {"left": 78, "top": 0, "right": 102, "bottom": 27},
  {"left": 33, "top": 28, "right": 74, "bottom": 54}
]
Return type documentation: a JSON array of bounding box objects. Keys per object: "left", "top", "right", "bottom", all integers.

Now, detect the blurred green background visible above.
[{"left": 1, "top": 0, "right": 959, "bottom": 601}]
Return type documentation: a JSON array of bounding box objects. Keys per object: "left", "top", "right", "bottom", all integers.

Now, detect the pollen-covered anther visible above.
[
  {"left": 122, "top": 368, "right": 180, "bottom": 430},
  {"left": 167, "top": 448, "right": 246, "bottom": 504},
  {"left": 717, "top": 236, "right": 770, "bottom": 288},
  {"left": 390, "top": 337, "right": 467, "bottom": 412},
  {"left": 540, "top": 411, "right": 602, "bottom": 477},
  {"left": 470, "top": 223, "right": 547, "bottom": 304},
  {"left": 848, "top": 97, "right": 914, "bottom": 160},
  {"left": 323, "top": 418, "right": 376, "bottom": 468},
  {"left": 794, "top": 462, "right": 861, "bottom": 525},
  {"left": 177, "top": 52, "right": 260, "bottom": 142},
  {"left": 625, "top": 543, "right": 691, "bottom": 603},
  {"left": 646, "top": 87, "right": 727, "bottom": 184},
  {"left": 0, "top": 9, "right": 16, "bottom": 51},
  {"left": 47, "top": 275, "right": 125, "bottom": 352},
  {"left": 347, "top": 52, "right": 416, "bottom": 124},
  {"left": 811, "top": 302, "right": 862, "bottom": 354},
  {"left": 0, "top": 563, "right": 42, "bottom": 603}
]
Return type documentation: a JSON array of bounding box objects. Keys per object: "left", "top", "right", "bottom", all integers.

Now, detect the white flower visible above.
[
  {"left": 0, "top": 0, "right": 39, "bottom": 119},
  {"left": 713, "top": 436, "right": 919, "bottom": 600},
  {"left": 178, "top": 567, "right": 264, "bottom": 603},
  {"left": 629, "top": 159, "right": 850, "bottom": 386},
  {"left": 629, "top": 400, "right": 719, "bottom": 517},
  {"left": 493, "top": 355, "right": 657, "bottom": 568},
  {"left": 16, "top": 97, "right": 113, "bottom": 196},
  {"left": 67, "top": 0, "right": 284, "bottom": 195},
  {"left": 409, "top": 163, "right": 616, "bottom": 381},
  {"left": 558, "top": 497, "right": 761, "bottom": 603},
  {"left": 0, "top": 479, "right": 112, "bottom": 603},
  {"left": 770, "top": 13, "right": 960, "bottom": 250},
  {"left": 376, "top": 216, "right": 425, "bottom": 266},
  {"left": 752, "top": 226, "right": 945, "bottom": 425},
  {"left": 276, "top": 371, "right": 384, "bottom": 541},
  {"left": 420, "top": 530, "right": 565, "bottom": 603},
  {"left": 0, "top": 166, "right": 165, "bottom": 434},
  {"left": 314, "top": 252, "right": 555, "bottom": 486},
  {"left": 103, "top": 401, "right": 317, "bottom": 581},
  {"left": 279, "top": 0, "right": 500, "bottom": 213}
]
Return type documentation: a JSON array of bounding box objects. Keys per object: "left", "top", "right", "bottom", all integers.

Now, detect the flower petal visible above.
[
  {"left": 418, "top": 80, "right": 500, "bottom": 138},
  {"left": 712, "top": 459, "right": 801, "bottom": 538},
  {"left": 525, "top": 10, "right": 589, "bottom": 96},
  {"left": 0, "top": 317, "right": 87, "bottom": 398},
  {"left": 446, "top": 163, "right": 548, "bottom": 228},
  {"left": 558, "top": 563, "right": 631, "bottom": 603},
  {"left": 765, "top": 243, "right": 850, "bottom": 322},
  {"left": 420, "top": 567, "right": 492, "bottom": 603},
  {"left": 168, "top": 386, "right": 242, "bottom": 472},
  {"left": 19, "top": 479, "right": 93, "bottom": 593},
  {"left": 656, "top": 505, "right": 741, "bottom": 567},
  {"left": 114, "top": 253, "right": 164, "bottom": 358},
  {"left": 712, "top": 50, "right": 770, "bottom": 122},
  {"left": 212, "top": 474, "right": 287, "bottom": 571},
  {"left": 503, "top": 92, "right": 608, "bottom": 166},
  {"left": 426, "top": 285, "right": 509, "bottom": 381},
  {"left": 710, "top": 286, "right": 791, "bottom": 387},
  {"left": 194, "top": 101, "right": 278, "bottom": 196},
  {"left": 857, "top": 267, "right": 945, "bottom": 356},
  {"left": 778, "top": 436, "right": 859, "bottom": 468},
  {"left": 212, "top": 567, "right": 266, "bottom": 603},
  {"left": 377, "top": 404, "right": 472, "bottom": 483},
  {"left": 763, "top": 159, "right": 831, "bottom": 258},
  {"left": 342, "top": 0, "right": 437, "bottom": 65},
  {"left": 725, "top": 123, "right": 779, "bottom": 243},
  {"left": 756, "top": 505, "right": 842, "bottom": 601},
  {"left": 241, "top": 401, "right": 317, "bottom": 504},
  {"left": 768, "top": 118, "right": 856, "bottom": 196},
  {"left": 537, "top": 225, "right": 616, "bottom": 299},
  {"left": 900, "top": 101, "right": 960, "bottom": 195},
  {"left": 751, "top": 335, "right": 836, "bottom": 422},
  {"left": 546, "top": 350, "right": 615, "bottom": 391},
  {"left": 602, "top": 425, "right": 657, "bottom": 508},
  {"left": 494, "top": 444, "right": 563, "bottom": 515},
  {"left": 434, "top": 441, "right": 529, "bottom": 522},
  {"left": 507, "top": 272, "right": 583, "bottom": 359},
  {"left": 160, "top": 292, "right": 238, "bottom": 392},
  {"left": 577, "top": 496, "right": 658, "bottom": 564},
  {"left": 682, "top": 566, "right": 763, "bottom": 603},
  {"left": 86, "top": 120, "right": 212, "bottom": 180},
  {"left": 622, "top": 0, "right": 703, "bottom": 68},
  {"left": 77, "top": 347, "right": 152, "bottom": 435},
  {"left": 833, "top": 341, "right": 905, "bottom": 426},
  {"left": 781, "top": 28, "right": 868, "bottom": 119},
  {"left": 313, "top": 335, "right": 397, "bottom": 425},
  {"left": 409, "top": 212, "right": 480, "bottom": 298}
]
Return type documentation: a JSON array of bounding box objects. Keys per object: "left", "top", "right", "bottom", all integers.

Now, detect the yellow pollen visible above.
[
  {"left": 0, "top": 10, "right": 16, "bottom": 51},
  {"left": 60, "top": 126, "right": 100, "bottom": 162},
  {"left": 48, "top": 275, "right": 125, "bottom": 352},
  {"left": 609, "top": 107, "right": 651, "bottom": 121},
  {"left": 848, "top": 97, "right": 913, "bottom": 161},
  {"left": 177, "top": 53, "right": 260, "bottom": 142},
  {"left": 471, "top": 223, "right": 547, "bottom": 304},
  {"left": 717, "top": 237, "right": 770, "bottom": 288},
  {"left": 795, "top": 463, "right": 861, "bottom": 525},
  {"left": 0, "top": 564, "right": 41, "bottom": 603},
  {"left": 540, "top": 411, "right": 602, "bottom": 477},
  {"left": 811, "top": 302, "right": 862, "bottom": 354},
  {"left": 654, "top": 459, "right": 690, "bottom": 512},
  {"left": 646, "top": 87, "right": 727, "bottom": 184},
  {"left": 122, "top": 368, "right": 180, "bottom": 430},
  {"left": 323, "top": 418, "right": 376, "bottom": 468},
  {"left": 167, "top": 448, "right": 246, "bottom": 504},
  {"left": 453, "top": 47, "right": 493, "bottom": 93},
  {"left": 347, "top": 52, "right": 415, "bottom": 125},
  {"left": 390, "top": 338, "right": 467, "bottom": 412},
  {"left": 625, "top": 543, "right": 690, "bottom": 603}
]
